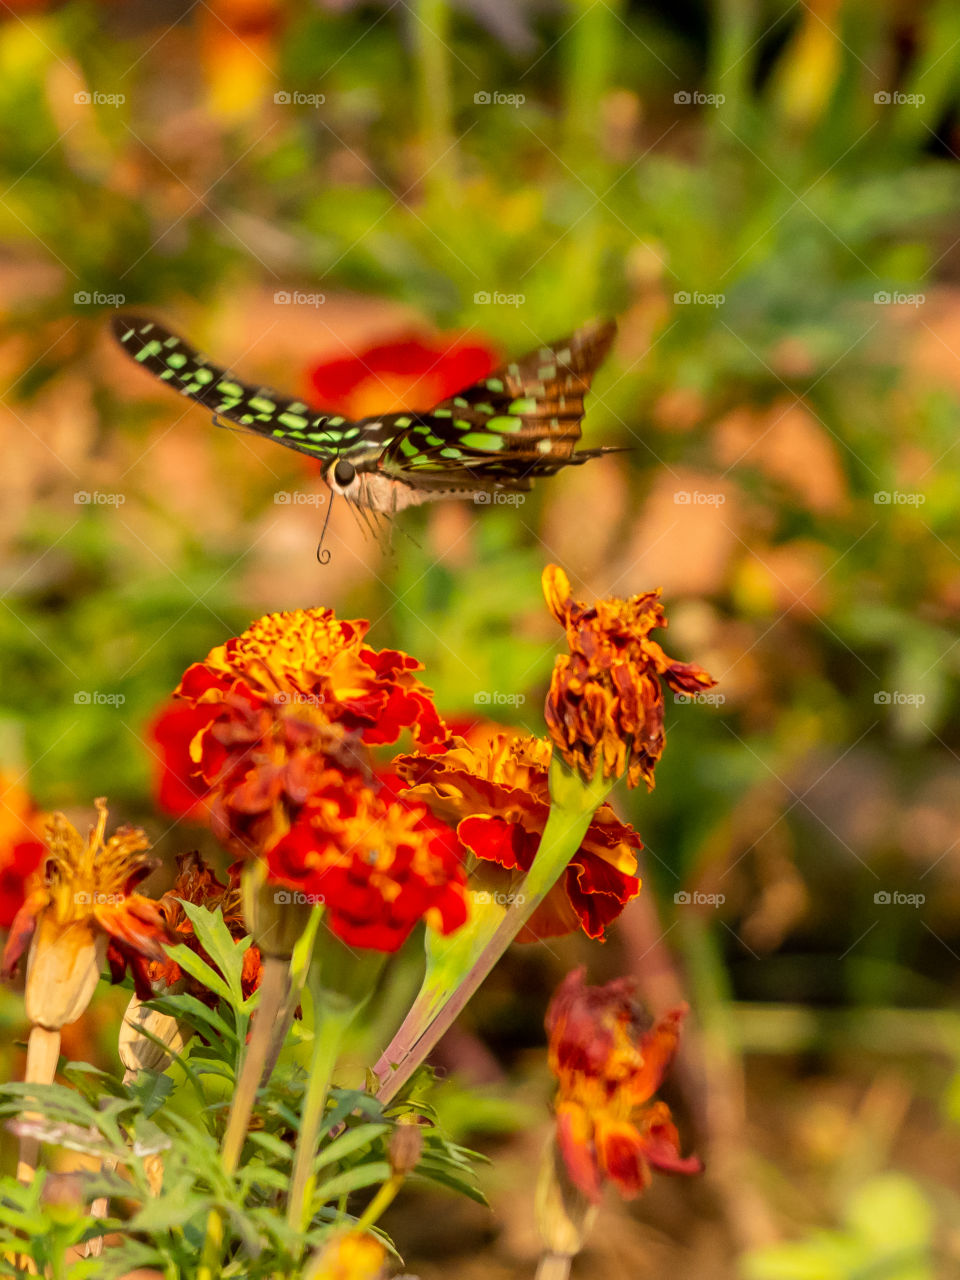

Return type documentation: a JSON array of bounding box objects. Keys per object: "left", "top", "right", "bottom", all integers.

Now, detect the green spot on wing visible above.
[
  {"left": 166, "top": 352, "right": 187, "bottom": 369},
  {"left": 459, "top": 432, "right": 503, "bottom": 451},
  {"left": 508, "top": 398, "right": 537, "bottom": 414},
  {"left": 278, "top": 412, "right": 308, "bottom": 429},
  {"left": 194, "top": 369, "right": 214, "bottom": 384},
  {"left": 487, "top": 416, "right": 524, "bottom": 434},
  {"left": 135, "top": 340, "right": 162, "bottom": 362},
  {"left": 486, "top": 378, "right": 504, "bottom": 393},
  {"left": 218, "top": 380, "right": 243, "bottom": 397},
  {"left": 249, "top": 396, "right": 276, "bottom": 413}
]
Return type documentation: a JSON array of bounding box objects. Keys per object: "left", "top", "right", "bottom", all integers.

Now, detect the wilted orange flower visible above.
[
  {"left": 152, "top": 606, "right": 445, "bottom": 821},
  {"left": 308, "top": 1229, "right": 386, "bottom": 1280},
  {"left": 395, "top": 732, "right": 640, "bottom": 941},
  {"left": 542, "top": 565, "right": 716, "bottom": 789},
  {"left": 546, "top": 968, "right": 701, "bottom": 1202},
  {"left": 1, "top": 800, "right": 170, "bottom": 1025},
  {"left": 149, "top": 852, "right": 263, "bottom": 1001},
  {"left": 0, "top": 774, "right": 46, "bottom": 931}
]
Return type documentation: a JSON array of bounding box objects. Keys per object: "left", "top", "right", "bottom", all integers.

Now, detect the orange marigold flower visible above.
[
  {"left": 0, "top": 773, "right": 46, "bottom": 931},
  {"left": 152, "top": 606, "right": 445, "bottom": 820},
  {"left": 395, "top": 732, "right": 641, "bottom": 941},
  {"left": 266, "top": 772, "right": 468, "bottom": 953},
  {"left": 1, "top": 800, "right": 170, "bottom": 1025},
  {"left": 546, "top": 968, "right": 701, "bottom": 1202},
  {"left": 542, "top": 565, "right": 716, "bottom": 789},
  {"left": 308, "top": 1230, "right": 386, "bottom": 1280},
  {"left": 149, "top": 852, "right": 263, "bottom": 1001}
]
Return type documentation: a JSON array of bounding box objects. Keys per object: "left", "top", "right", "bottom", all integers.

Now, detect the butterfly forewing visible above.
[
  {"left": 377, "top": 318, "right": 618, "bottom": 485},
  {"left": 110, "top": 315, "right": 360, "bottom": 463}
]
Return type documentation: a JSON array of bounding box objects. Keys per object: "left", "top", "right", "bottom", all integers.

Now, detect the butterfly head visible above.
[{"left": 326, "top": 456, "right": 362, "bottom": 499}]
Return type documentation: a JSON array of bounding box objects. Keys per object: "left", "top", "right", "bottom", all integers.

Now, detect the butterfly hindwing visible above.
[
  {"left": 110, "top": 315, "right": 360, "bottom": 463},
  {"left": 377, "top": 318, "right": 618, "bottom": 487}
]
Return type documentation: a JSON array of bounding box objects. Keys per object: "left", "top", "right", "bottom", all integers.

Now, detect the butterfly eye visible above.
[{"left": 333, "top": 459, "right": 356, "bottom": 487}]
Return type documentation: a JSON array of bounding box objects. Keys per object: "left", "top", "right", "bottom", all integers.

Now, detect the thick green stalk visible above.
[
  {"left": 287, "top": 987, "right": 354, "bottom": 1241},
  {"left": 375, "top": 758, "right": 614, "bottom": 1103}
]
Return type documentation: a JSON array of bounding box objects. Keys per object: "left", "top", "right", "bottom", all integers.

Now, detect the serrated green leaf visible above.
[
  {"left": 177, "top": 900, "right": 253, "bottom": 1006},
  {"left": 162, "top": 941, "right": 233, "bottom": 1004}
]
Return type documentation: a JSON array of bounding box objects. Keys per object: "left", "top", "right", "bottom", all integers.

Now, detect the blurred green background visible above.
[{"left": 2, "top": 0, "right": 960, "bottom": 1275}]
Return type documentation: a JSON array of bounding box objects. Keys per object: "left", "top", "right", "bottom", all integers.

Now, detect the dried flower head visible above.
[
  {"left": 546, "top": 968, "right": 701, "bottom": 1201},
  {"left": 542, "top": 565, "right": 716, "bottom": 789},
  {"left": 1, "top": 799, "right": 169, "bottom": 1027},
  {"left": 396, "top": 732, "right": 641, "bottom": 941}
]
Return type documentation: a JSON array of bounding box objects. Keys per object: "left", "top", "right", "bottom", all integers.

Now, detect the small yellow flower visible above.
[{"left": 305, "top": 1231, "right": 386, "bottom": 1280}]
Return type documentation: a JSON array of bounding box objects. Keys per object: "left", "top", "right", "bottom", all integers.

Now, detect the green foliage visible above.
[
  {"left": 741, "top": 1175, "right": 936, "bottom": 1280},
  {"left": 0, "top": 906, "right": 484, "bottom": 1276}
]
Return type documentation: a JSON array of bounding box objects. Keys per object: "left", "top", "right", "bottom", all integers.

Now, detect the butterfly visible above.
[{"left": 111, "top": 314, "right": 620, "bottom": 555}]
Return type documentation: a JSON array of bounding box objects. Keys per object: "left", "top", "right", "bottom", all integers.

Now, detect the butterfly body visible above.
[{"left": 111, "top": 314, "right": 619, "bottom": 513}]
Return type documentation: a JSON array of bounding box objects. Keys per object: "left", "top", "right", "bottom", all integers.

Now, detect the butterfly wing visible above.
[
  {"left": 111, "top": 315, "right": 361, "bottom": 463},
  {"left": 376, "top": 318, "right": 618, "bottom": 490}
]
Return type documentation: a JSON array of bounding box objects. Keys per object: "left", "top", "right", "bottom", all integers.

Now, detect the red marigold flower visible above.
[
  {"left": 149, "top": 852, "right": 263, "bottom": 1001},
  {"left": 394, "top": 732, "right": 641, "bottom": 941},
  {"left": 266, "top": 772, "right": 468, "bottom": 953},
  {"left": 542, "top": 565, "right": 716, "bottom": 790},
  {"left": 1, "top": 799, "right": 171, "bottom": 1022},
  {"left": 151, "top": 606, "right": 446, "bottom": 821},
  {"left": 546, "top": 968, "right": 701, "bottom": 1202},
  {"left": 308, "top": 332, "right": 498, "bottom": 419},
  {"left": 0, "top": 774, "right": 46, "bottom": 931}
]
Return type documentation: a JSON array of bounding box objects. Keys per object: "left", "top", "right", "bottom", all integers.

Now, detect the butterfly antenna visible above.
[{"left": 316, "top": 490, "right": 335, "bottom": 564}]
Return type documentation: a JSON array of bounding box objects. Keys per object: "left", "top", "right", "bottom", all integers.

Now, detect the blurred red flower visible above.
[
  {"left": 308, "top": 332, "right": 498, "bottom": 419},
  {"left": 546, "top": 968, "right": 701, "bottom": 1202},
  {"left": 0, "top": 774, "right": 45, "bottom": 931}
]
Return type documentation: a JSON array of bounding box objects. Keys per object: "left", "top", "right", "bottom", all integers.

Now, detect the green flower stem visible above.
[
  {"left": 287, "top": 985, "right": 354, "bottom": 1242},
  {"left": 221, "top": 952, "right": 291, "bottom": 1175},
  {"left": 375, "top": 758, "right": 614, "bottom": 1104},
  {"left": 259, "top": 905, "right": 323, "bottom": 1087}
]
